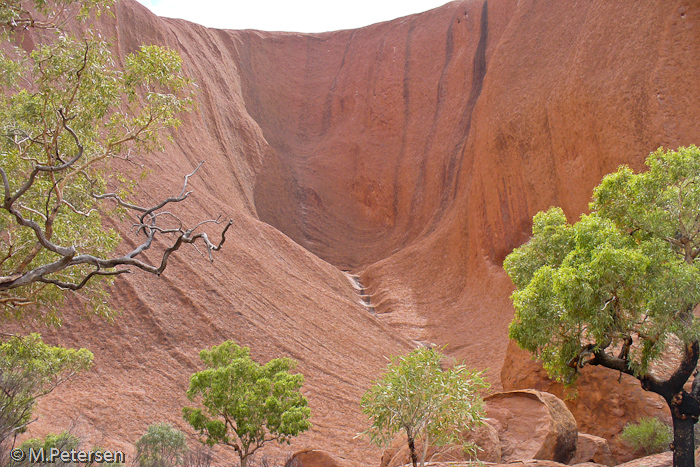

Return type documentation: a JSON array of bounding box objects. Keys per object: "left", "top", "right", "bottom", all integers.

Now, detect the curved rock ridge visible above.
[{"left": 13, "top": 0, "right": 700, "bottom": 465}]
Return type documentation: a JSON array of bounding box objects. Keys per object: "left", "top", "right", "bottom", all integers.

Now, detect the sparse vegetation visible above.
[
  {"left": 360, "top": 347, "right": 488, "bottom": 467},
  {"left": 182, "top": 341, "right": 311, "bottom": 467},
  {"left": 620, "top": 417, "right": 673, "bottom": 456}
]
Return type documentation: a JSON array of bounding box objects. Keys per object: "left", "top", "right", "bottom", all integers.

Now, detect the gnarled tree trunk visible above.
[
  {"left": 407, "top": 431, "right": 418, "bottom": 467},
  {"left": 672, "top": 415, "right": 696, "bottom": 467}
]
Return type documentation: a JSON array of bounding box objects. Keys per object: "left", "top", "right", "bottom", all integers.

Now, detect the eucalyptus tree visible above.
[
  {"left": 182, "top": 341, "right": 311, "bottom": 467},
  {"left": 0, "top": 0, "right": 231, "bottom": 325},
  {"left": 360, "top": 347, "right": 488, "bottom": 467},
  {"left": 505, "top": 146, "right": 700, "bottom": 467}
]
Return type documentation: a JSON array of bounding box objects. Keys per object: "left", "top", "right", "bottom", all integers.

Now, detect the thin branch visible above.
[
  {"left": 61, "top": 199, "right": 97, "bottom": 217},
  {"left": 38, "top": 268, "right": 129, "bottom": 290},
  {"left": 138, "top": 161, "right": 203, "bottom": 224},
  {"left": 6, "top": 110, "right": 84, "bottom": 207},
  {"left": 16, "top": 203, "right": 48, "bottom": 221}
]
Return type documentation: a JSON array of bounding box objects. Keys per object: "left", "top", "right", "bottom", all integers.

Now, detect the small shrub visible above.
[
  {"left": 620, "top": 417, "right": 672, "bottom": 455},
  {"left": 134, "top": 423, "right": 188, "bottom": 467}
]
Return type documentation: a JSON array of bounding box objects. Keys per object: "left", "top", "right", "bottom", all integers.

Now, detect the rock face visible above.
[
  {"left": 13, "top": 0, "right": 700, "bottom": 465},
  {"left": 484, "top": 390, "right": 578, "bottom": 464}
]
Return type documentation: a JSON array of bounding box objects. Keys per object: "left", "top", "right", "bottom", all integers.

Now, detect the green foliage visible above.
[
  {"left": 620, "top": 417, "right": 672, "bottom": 455},
  {"left": 11, "top": 431, "right": 79, "bottom": 467},
  {"left": 0, "top": 0, "right": 109, "bottom": 29},
  {"left": 182, "top": 342, "right": 311, "bottom": 467},
  {"left": 134, "top": 423, "right": 188, "bottom": 467},
  {"left": 360, "top": 347, "right": 488, "bottom": 467},
  {"left": 0, "top": 0, "right": 195, "bottom": 324},
  {"left": 0, "top": 334, "right": 93, "bottom": 455},
  {"left": 504, "top": 146, "right": 700, "bottom": 386}
]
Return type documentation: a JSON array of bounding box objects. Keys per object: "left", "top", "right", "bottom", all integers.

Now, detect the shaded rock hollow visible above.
[{"left": 16, "top": 0, "right": 700, "bottom": 465}]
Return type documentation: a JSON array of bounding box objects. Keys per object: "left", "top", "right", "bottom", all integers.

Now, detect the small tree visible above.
[
  {"left": 504, "top": 146, "right": 700, "bottom": 467},
  {"left": 134, "top": 423, "right": 188, "bottom": 467},
  {"left": 0, "top": 334, "right": 93, "bottom": 456},
  {"left": 182, "top": 342, "right": 311, "bottom": 467},
  {"left": 360, "top": 347, "right": 488, "bottom": 467}
]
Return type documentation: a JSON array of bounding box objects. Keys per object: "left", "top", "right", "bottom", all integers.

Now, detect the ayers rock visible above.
[{"left": 19, "top": 0, "right": 700, "bottom": 465}]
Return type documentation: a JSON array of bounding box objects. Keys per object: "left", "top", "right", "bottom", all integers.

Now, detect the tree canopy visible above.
[
  {"left": 360, "top": 347, "right": 488, "bottom": 467},
  {"left": 504, "top": 146, "right": 700, "bottom": 467},
  {"left": 0, "top": 333, "right": 93, "bottom": 455},
  {"left": 0, "top": 0, "right": 231, "bottom": 325},
  {"left": 182, "top": 341, "right": 311, "bottom": 467}
]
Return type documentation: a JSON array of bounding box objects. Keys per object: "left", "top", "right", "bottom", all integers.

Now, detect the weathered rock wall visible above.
[{"left": 17, "top": 0, "right": 700, "bottom": 464}]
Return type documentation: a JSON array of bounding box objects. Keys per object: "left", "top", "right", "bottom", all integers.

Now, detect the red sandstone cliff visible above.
[{"left": 15, "top": 0, "right": 700, "bottom": 464}]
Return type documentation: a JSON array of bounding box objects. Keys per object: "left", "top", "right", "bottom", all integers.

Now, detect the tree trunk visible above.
[
  {"left": 672, "top": 413, "right": 695, "bottom": 467},
  {"left": 240, "top": 455, "right": 248, "bottom": 467},
  {"left": 407, "top": 434, "right": 418, "bottom": 467},
  {"left": 595, "top": 341, "right": 700, "bottom": 467}
]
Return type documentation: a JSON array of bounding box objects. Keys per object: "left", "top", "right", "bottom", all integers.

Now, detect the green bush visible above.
[
  {"left": 620, "top": 417, "right": 672, "bottom": 455},
  {"left": 134, "top": 423, "right": 188, "bottom": 467}
]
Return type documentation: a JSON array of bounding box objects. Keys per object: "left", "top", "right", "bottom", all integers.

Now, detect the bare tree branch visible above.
[{"left": 1, "top": 159, "right": 232, "bottom": 293}]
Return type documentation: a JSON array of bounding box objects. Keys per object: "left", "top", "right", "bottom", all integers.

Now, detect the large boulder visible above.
[
  {"left": 383, "top": 420, "right": 501, "bottom": 466},
  {"left": 484, "top": 389, "right": 578, "bottom": 464},
  {"left": 284, "top": 450, "right": 353, "bottom": 467},
  {"left": 569, "top": 433, "right": 615, "bottom": 466}
]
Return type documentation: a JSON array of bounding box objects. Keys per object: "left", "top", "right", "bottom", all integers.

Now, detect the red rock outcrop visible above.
[
  {"left": 11, "top": 0, "right": 700, "bottom": 465},
  {"left": 570, "top": 434, "right": 615, "bottom": 467},
  {"left": 484, "top": 390, "right": 578, "bottom": 464},
  {"left": 501, "top": 340, "right": 672, "bottom": 462},
  {"left": 285, "top": 449, "right": 354, "bottom": 467}
]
